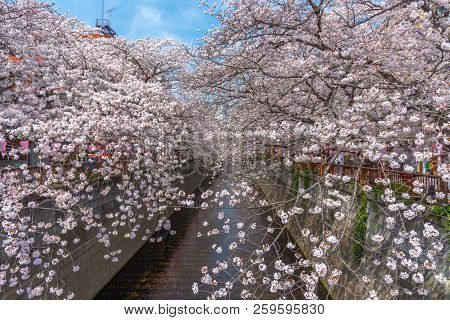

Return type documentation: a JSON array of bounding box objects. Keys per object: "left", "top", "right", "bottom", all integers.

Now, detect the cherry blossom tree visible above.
[
  {"left": 0, "top": 0, "right": 448, "bottom": 300},
  {"left": 0, "top": 0, "right": 196, "bottom": 299},
  {"left": 185, "top": 0, "right": 449, "bottom": 299}
]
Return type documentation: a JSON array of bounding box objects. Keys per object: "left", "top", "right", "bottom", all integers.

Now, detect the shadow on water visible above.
[{"left": 96, "top": 175, "right": 329, "bottom": 300}]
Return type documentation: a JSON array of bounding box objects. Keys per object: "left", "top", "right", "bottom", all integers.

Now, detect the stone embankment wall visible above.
[
  {"left": 258, "top": 167, "right": 449, "bottom": 300},
  {"left": 4, "top": 163, "right": 206, "bottom": 299}
]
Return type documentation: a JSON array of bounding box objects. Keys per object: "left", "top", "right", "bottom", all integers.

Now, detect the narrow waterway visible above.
[{"left": 96, "top": 174, "right": 328, "bottom": 300}]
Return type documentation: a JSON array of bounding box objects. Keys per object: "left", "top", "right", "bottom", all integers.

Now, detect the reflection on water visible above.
[{"left": 96, "top": 176, "right": 328, "bottom": 300}]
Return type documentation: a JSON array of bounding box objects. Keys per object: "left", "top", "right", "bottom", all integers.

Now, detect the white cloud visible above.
[
  {"left": 180, "top": 5, "right": 202, "bottom": 24},
  {"left": 130, "top": 5, "right": 163, "bottom": 35},
  {"left": 123, "top": 1, "right": 216, "bottom": 43}
]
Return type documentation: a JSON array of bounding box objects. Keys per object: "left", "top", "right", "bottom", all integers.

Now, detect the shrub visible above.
[{"left": 353, "top": 192, "right": 368, "bottom": 265}]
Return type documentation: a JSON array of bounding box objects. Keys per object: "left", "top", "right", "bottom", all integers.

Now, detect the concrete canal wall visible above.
[
  {"left": 258, "top": 167, "right": 449, "bottom": 300},
  {"left": 4, "top": 165, "right": 206, "bottom": 300}
]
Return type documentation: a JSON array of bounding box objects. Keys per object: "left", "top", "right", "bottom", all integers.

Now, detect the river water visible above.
[{"left": 96, "top": 174, "right": 328, "bottom": 300}]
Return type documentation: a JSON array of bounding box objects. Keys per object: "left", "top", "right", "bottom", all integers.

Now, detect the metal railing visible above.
[
  {"left": 294, "top": 162, "right": 449, "bottom": 202},
  {"left": 96, "top": 19, "right": 111, "bottom": 27}
]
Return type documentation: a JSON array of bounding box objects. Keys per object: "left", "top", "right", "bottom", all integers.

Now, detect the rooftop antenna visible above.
[
  {"left": 106, "top": 7, "right": 117, "bottom": 19},
  {"left": 96, "top": 0, "right": 116, "bottom": 36}
]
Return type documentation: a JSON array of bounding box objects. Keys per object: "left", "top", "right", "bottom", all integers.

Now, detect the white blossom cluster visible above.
[{"left": 0, "top": 0, "right": 449, "bottom": 301}]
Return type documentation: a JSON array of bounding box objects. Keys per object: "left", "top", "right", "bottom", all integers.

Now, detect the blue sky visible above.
[{"left": 50, "top": 0, "right": 217, "bottom": 43}]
